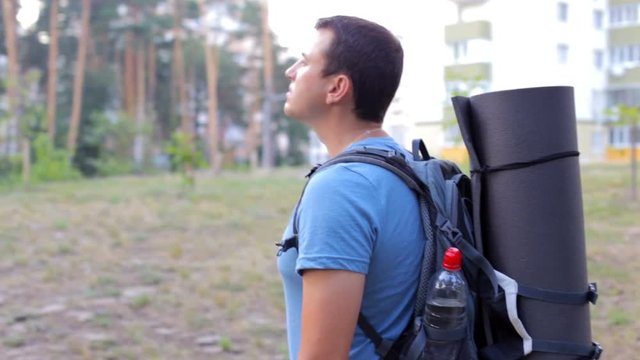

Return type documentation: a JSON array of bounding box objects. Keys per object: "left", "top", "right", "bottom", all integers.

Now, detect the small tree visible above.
[
  {"left": 607, "top": 104, "right": 639, "bottom": 201},
  {"left": 166, "top": 130, "right": 206, "bottom": 188}
]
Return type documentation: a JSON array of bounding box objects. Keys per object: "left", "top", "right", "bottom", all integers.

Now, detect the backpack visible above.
[{"left": 300, "top": 139, "right": 602, "bottom": 360}]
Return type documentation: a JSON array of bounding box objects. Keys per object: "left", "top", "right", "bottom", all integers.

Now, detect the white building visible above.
[
  {"left": 299, "top": 0, "right": 638, "bottom": 164},
  {"left": 428, "top": 0, "right": 611, "bottom": 163},
  {"left": 607, "top": 0, "right": 640, "bottom": 162}
]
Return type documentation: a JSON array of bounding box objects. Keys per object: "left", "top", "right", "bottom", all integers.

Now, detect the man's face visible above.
[{"left": 283, "top": 28, "right": 335, "bottom": 123}]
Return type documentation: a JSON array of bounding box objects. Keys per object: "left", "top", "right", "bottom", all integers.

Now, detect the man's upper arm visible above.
[{"left": 298, "top": 269, "right": 365, "bottom": 360}]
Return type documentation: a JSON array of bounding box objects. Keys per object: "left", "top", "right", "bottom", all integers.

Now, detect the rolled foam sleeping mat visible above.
[{"left": 451, "top": 86, "right": 592, "bottom": 359}]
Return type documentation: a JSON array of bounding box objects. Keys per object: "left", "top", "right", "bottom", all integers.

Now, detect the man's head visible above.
[
  {"left": 315, "top": 16, "right": 404, "bottom": 123},
  {"left": 284, "top": 16, "right": 403, "bottom": 124}
]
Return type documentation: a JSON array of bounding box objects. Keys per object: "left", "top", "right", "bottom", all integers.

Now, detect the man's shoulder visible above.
[
  {"left": 313, "top": 142, "right": 410, "bottom": 183},
  {"left": 309, "top": 160, "right": 395, "bottom": 188}
]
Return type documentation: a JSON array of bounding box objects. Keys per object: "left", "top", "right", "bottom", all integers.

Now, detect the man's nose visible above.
[{"left": 285, "top": 65, "right": 296, "bottom": 80}]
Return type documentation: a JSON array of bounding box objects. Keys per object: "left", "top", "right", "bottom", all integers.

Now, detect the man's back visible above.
[{"left": 278, "top": 137, "right": 425, "bottom": 359}]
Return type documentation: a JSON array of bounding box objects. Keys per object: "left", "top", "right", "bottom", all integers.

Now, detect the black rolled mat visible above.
[{"left": 452, "top": 86, "right": 592, "bottom": 359}]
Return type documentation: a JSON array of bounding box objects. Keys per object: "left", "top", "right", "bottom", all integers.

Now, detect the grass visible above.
[
  {"left": 581, "top": 164, "right": 640, "bottom": 358},
  {"left": 0, "top": 169, "right": 304, "bottom": 359},
  {"left": 0, "top": 164, "right": 637, "bottom": 358}
]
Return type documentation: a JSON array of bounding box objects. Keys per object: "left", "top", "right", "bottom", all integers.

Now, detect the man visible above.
[{"left": 277, "top": 16, "right": 424, "bottom": 359}]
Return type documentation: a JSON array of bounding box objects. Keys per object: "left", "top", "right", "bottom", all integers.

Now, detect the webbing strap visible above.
[
  {"left": 404, "top": 326, "right": 427, "bottom": 360},
  {"left": 357, "top": 314, "right": 394, "bottom": 357},
  {"left": 412, "top": 139, "right": 431, "bottom": 160},
  {"left": 480, "top": 340, "right": 603, "bottom": 360},
  {"left": 435, "top": 214, "right": 499, "bottom": 297},
  {"left": 425, "top": 325, "right": 467, "bottom": 342},
  {"left": 532, "top": 340, "right": 603, "bottom": 359},
  {"left": 518, "top": 282, "right": 598, "bottom": 305},
  {"left": 320, "top": 150, "right": 429, "bottom": 197},
  {"left": 275, "top": 235, "right": 299, "bottom": 255},
  {"left": 471, "top": 151, "right": 579, "bottom": 174}
]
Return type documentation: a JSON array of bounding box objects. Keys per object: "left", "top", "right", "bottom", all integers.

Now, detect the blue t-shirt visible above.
[{"left": 277, "top": 137, "right": 425, "bottom": 360}]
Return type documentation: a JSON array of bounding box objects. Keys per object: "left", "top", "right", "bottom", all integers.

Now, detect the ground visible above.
[{"left": 0, "top": 164, "right": 637, "bottom": 359}]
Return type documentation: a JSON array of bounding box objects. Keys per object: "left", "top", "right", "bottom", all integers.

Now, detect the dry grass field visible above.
[{"left": 0, "top": 163, "right": 637, "bottom": 359}]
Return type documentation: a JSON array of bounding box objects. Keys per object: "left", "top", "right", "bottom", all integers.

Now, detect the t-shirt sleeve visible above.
[{"left": 295, "top": 164, "right": 381, "bottom": 275}]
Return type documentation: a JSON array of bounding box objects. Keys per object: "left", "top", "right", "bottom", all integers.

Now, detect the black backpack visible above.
[{"left": 294, "top": 139, "right": 602, "bottom": 360}]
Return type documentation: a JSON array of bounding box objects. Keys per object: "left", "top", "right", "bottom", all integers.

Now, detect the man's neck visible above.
[{"left": 313, "top": 115, "right": 387, "bottom": 158}]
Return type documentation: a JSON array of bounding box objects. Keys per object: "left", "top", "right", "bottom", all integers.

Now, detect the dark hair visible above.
[{"left": 315, "top": 16, "right": 404, "bottom": 123}]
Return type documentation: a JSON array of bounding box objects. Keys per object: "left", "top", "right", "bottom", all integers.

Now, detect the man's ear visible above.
[{"left": 326, "top": 74, "right": 351, "bottom": 105}]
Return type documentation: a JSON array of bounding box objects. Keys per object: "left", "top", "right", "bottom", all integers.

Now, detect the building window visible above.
[
  {"left": 593, "top": 10, "right": 603, "bottom": 29},
  {"left": 594, "top": 50, "right": 603, "bottom": 69},
  {"left": 558, "top": 2, "right": 568, "bottom": 22},
  {"left": 634, "top": 44, "right": 640, "bottom": 62},
  {"left": 610, "top": 47, "right": 621, "bottom": 65},
  {"left": 625, "top": 4, "right": 638, "bottom": 23},
  {"left": 610, "top": 7, "right": 621, "bottom": 25},
  {"left": 610, "top": 45, "right": 640, "bottom": 65},
  {"left": 557, "top": 44, "right": 569, "bottom": 64},
  {"left": 610, "top": 4, "right": 640, "bottom": 26},
  {"left": 609, "top": 126, "right": 630, "bottom": 148},
  {"left": 452, "top": 41, "right": 468, "bottom": 63}
]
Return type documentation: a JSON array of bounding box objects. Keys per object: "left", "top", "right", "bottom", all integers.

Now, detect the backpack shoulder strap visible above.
[{"left": 319, "top": 148, "right": 429, "bottom": 197}]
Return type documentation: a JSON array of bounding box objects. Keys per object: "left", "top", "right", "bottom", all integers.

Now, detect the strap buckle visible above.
[
  {"left": 590, "top": 342, "right": 603, "bottom": 360},
  {"left": 587, "top": 283, "right": 598, "bottom": 305}
]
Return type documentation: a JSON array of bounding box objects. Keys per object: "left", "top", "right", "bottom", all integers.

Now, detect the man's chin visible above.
[{"left": 283, "top": 104, "right": 295, "bottom": 119}]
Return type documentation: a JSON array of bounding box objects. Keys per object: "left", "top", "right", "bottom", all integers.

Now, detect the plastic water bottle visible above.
[{"left": 424, "top": 247, "right": 468, "bottom": 359}]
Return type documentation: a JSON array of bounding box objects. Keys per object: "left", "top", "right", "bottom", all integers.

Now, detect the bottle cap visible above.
[{"left": 442, "top": 247, "right": 462, "bottom": 271}]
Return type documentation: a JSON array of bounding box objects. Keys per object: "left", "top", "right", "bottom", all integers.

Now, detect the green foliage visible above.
[
  {"left": 73, "top": 69, "right": 119, "bottom": 176},
  {"left": 605, "top": 104, "right": 640, "bottom": 126},
  {"left": 0, "top": 155, "right": 22, "bottom": 185},
  {"left": 165, "top": 131, "right": 206, "bottom": 187},
  {"left": 31, "top": 134, "right": 81, "bottom": 182},
  {"left": 219, "top": 336, "right": 233, "bottom": 352},
  {"left": 130, "top": 294, "right": 152, "bottom": 310},
  {"left": 81, "top": 111, "right": 137, "bottom": 177},
  {"left": 605, "top": 104, "right": 639, "bottom": 200}
]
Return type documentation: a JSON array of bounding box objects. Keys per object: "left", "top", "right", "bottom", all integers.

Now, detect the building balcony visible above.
[
  {"left": 448, "top": 0, "right": 489, "bottom": 6},
  {"left": 444, "top": 62, "right": 492, "bottom": 82},
  {"left": 609, "top": 65, "right": 640, "bottom": 86},
  {"left": 608, "top": 25, "right": 640, "bottom": 46},
  {"left": 610, "top": 0, "right": 640, "bottom": 6},
  {"left": 445, "top": 20, "right": 492, "bottom": 43}
]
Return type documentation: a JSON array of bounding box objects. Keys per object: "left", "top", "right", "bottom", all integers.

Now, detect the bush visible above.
[
  {"left": 165, "top": 131, "right": 206, "bottom": 187},
  {"left": 31, "top": 134, "right": 81, "bottom": 182}
]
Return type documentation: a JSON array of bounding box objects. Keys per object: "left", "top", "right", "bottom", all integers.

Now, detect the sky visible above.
[{"left": 268, "top": 0, "right": 455, "bottom": 57}]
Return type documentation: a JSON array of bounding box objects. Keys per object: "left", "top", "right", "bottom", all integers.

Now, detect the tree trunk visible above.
[
  {"left": 134, "top": 43, "right": 146, "bottom": 166},
  {"left": 173, "top": 0, "right": 190, "bottom": 137},
  {"left": 631, "top": 122, "right": 638, "bottom": 201},
  {"left": 147, "top": 40, "right": 158, "bottom": 153},
  {"left": 124, "top": 31, "right": 136, "bottom": 119},
  {"left": 245, "top": 66, "right": 261, "bottom": 169},
  {"left": 260, "top": 0, "right": 274, "bottom": 169},
  {"left": 2, "top": 0, "right": 21, "bottom": 156},
  {"left": 46, "top": 0, "right": 60, "bottom": 142},
  {"left": 114, "top": 41, "right": 123, "bottom": 111},
  {"left": 148, "top": 41, "right": 156, "bottom": 107},
  {"left": 198, "top": 0, "right": 221, "bottom": 173},
  {"left": 67, "top": 0, "right": 91, "bottom": 154},
  {"left": 22, "top": 138, "right": 30, "bottom": 185}
]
